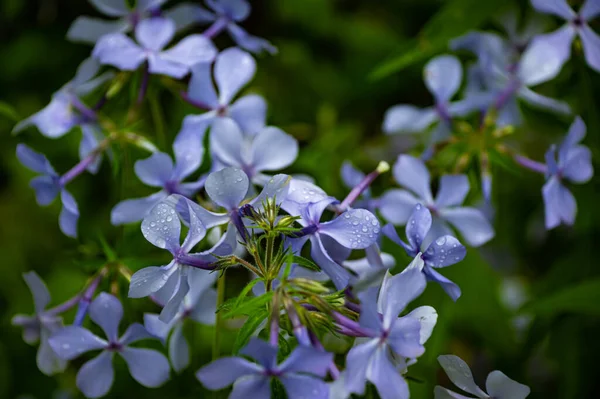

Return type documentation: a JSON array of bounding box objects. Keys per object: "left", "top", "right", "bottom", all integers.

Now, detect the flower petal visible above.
[
  {"left": 120, "top": 347, "right": 171, "bottom": 387},
  {"left": 393, "top": 155, "right": 433, "bottom": 203},
  {"left": 518, "top": 38, "right": 568, "bottom": 86},
  {"left": 318, "top": 209, "right": 380, "bottom": 250},
  {"left": 405, "top": 305, "right": 438, "bottom": 345},
  {"left": 230, "top": 375, "right": 271, "bottom": 399},
  {"left": 486, "top": 370, "right": 531, "bottom": 399},
  {"left": 367, "top": 346, "right": 410, "bottom": 399},
  {"left": 89, "top": 292, "right": 123, "bottom": 342},
  {"left": 227, "top": 23, "right": 278, "bottom": 54},
  {"left": 424, "top": 55, "right": 462, "bottom": 102},
  {"left": 439, "top": 207, "right": 494, "bottom": 247},
  {"left": 135, "top": 17, "right": 174, "bottom": 51},
  {"left": 250, "top": 127, "right": 298, "bottom": 172},
  {"left": 580, "top": 24, "right": 600, "bottom": 73},
  {"left": 229, "top": 94, "right": 267, "bottom": 135},
  {"left": 435, "top": 175, "right": 470, "bottom": 208},
  {"left": 422, "top": 235, "right": 466, "bottom": 268},
  {"left": 134, "top": 152, "right": 174, "bottom": 187},
  {"left": 345, "top": 340, "right": 379, "bottom": 395},
  {"left": 205, "top": 167, "right": 249, "bottom": 210},
  {"left": 196, "top": 357, "right": 263, "bottom": 389},
  {"left": 67, "top": 16, "right": 130, "bottom": 44},
  {"left": 76, "top": 352, "right": 115, "bottom": 398},
  {"left": 169, "top": 323, "right": 190, "bottom": 372},
  {"left": 37, "top": 327, "right": 68, "bottom": 375},
  {"left": 405, "top": 203, "right": 431, "bottom": 250},
  {"left": 159, "top": 34, "right": 217, "bottom": 68},
  {"left": 206, "top": 0, "right": 250, "bottom": 21},
  {"left": 381, "top": 267, "right": 426, "bottom": 328},
  {"left": 310, "top": 237, "right": 352, "bottom": 290},
  {"left": 141, "top": 201, "right": 181, "bottom": 251},
  {"left": 210, "top": 117, "right": 246, "bottom": 168},
  {"left": 110, "top": 191, "right": 167, "bottom": 225},
  {"left": 518, "top": 87, "right": 571, "bottom": 114},
  {"left": 542, "top": 177, "right": 576, "bottom": 229},
  {"left": 249, "top": 174, "right": 291, "bottom": 206},
  {"left": 581, "top": 0, "right": 600, "bottom": 20},
  {"left": 119, "top": 322, "right": 156, "bottom": 345},
  {"left": 240, "top": 338, "right": 278, "bottom": 369},
  {"left": 437, "top": 355, "right": 487, "bottom": 398},
  {"left": 214, "top": 47, "right": 256, "bottom": 105},
  {"left": 434, "top": 386, "right": 473, "bottom": 399},
  {"left": 16, "top": 144, "right": 56, "bottom": 175},
  {"left": 378, "top": 189, "right": 420, "bottom": 225},
  {"left": 93, "top": 33, "right": 146, "bottom": 71},
  {"left": 59, "top": 190, "right": 79, "bottom": 238},
  {"left": 530, "top": 0, "right": 574, "bottom": 19},
  {"left": 279, "top": 346, "right": 333, "bottom": 377},
  {"left": 280, "top": 375, "right": 330, "bottom": 399},
  {"left": 23, "top": 271, "right": 51, "bottom": 313},
  {"left": 423, "top": 267, "right": 462, "bottom": 301},
  {"left": 90, "top": 0, "right": 130, "bottom": 17},
  {"left": 49, "top": 326, "right": 107, "bottom": 360},
  {"left": 382, "top": 105, "right": 437, "bottom": 134},
  {"left": 129, "top": 262, "right": 178, "bottom": 298}
]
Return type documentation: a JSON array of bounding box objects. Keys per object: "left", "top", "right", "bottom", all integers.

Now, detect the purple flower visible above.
[
  {"left": 16, "top": 144, "right": 80, "bottom": 237},
  {"left": 383, "top": 204, "right": 466, "bottom": 301},
  {"left": 435, "top": 354, "right": 530, "bottom": 399},
  {"left": 144, "top": 268, "right": 217, "bottom": 372},
  {"left": 93, "top": 17, "right": 216, "bottom": 78},
  {"left": 13, "top": 58, "right": 111, "bottom": 138},
  {"left": 67, "top": 0, "right": 171, "bottom": 44},
  {"left": 129, "top": 198, "right": 236, "bottom": 322},
  {"left": 196, "top": 338, "right": 332, "bottom": 398},
  {"left": 344, "top": 267, "right": 434, "bottom": 399},
  {"left": 530, "top": 0, "right": 600, "bottom": 73},
  {"left": 110, "top": 123, "right": 207, "bottom": 225},
  {"left": 342, "top": 245, "right": 395, "bottom": 290},
  {"left": 197, "top": 0, "right": 277, "bottom": 54},
  {"left": 281, "top": 179, "right": 381, "bottom": 289},
  {"left": 383, "top": 55, "right": 485, "bottom": 138},
  {"left": 542, "top": 117, "right": 593, "bottom": 229},
  {"left": 12, "top": 272, "right": 67, "bottom": 375},
  {"left": 379, "top": 155, "right": 494, "bottom": 247},
  {"left": 49, "top": 293, "right": 170, "bottom": 398},
  {"left": 202, "top": 167, "right": 291, "bottom": 237},
  {"left": 453, "top": 31, "right": 570, "bottom": 126},
  {"left": 181, "top": 47, "right": 267, "bottom": 136},
  {"left": 340, "top": 161, "right": 379, "bottom": 212},
  {"left": 210, "top": 117, "right": 298, "bottom": 184}
]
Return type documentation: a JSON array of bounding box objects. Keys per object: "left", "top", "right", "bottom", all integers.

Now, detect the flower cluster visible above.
[{"left": 13, "top": 0, "right": 595, "bottom": 398}]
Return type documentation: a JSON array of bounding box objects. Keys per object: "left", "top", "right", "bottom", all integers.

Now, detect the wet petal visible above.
[
  {"left": 405, "top": 305, "right": 438, "bottom": 345},
  {"left": 214, "top": 47, "right": 256, "bottom": 105},
  {"left": 319, "top": 209, "right": 380, "bottom": 250},
  {"left": 387, "top": 316, "right": 424, "bottom": 358},
  {"left": 120, "top": 347, "right": 171, "bottom": 387},
  {"left": 345, "top": 340, "right": 379, "bottom": 395},
  {"left": 405, "top": 203, "right": 431, "bottom": 250},
  {"left": 76, "top": 352, "right": 115, "bottom": 398},
  {"left": 381, "top": 267, "right": 426, "bottom": 328},
  {"left": 129, "top": 262, "right": 178, "bottom": 298},
  {"left": 249, "top": 174, "right": 291, "bottom": 207},
  {"left": 143, "top": 313, "right": 174, "bottom": 342},
  {"left": 205, "top": 167, "right": 249, "bottom": 210},
  {"left": 135, "top": 152, "right": 174, "bottom": 187},
  {"left": 120, "top": 322, "right": 156, "bottom": 345},
  {"left": 422, "top": 235, "right": 466, "bottom": 268},
  {"left": 110, "top": 191, "right": 167, "bottom": 225},
  {"left": 187, "top": 62, "right": 218, "bottom": 108},
  {"left": 424, "top": 266, "right": 462, "bottom": 301},
  {"left": 141, "top": 201, "right": 181, "bottom": 251},
  {"left": 89, "top": 292, "right": 123, "bottom": 341},
  {"left": 159, "top": 270, "right": 190, "bottom": 323}
]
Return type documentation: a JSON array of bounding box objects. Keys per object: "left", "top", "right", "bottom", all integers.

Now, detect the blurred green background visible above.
[{"left": 1, "top": 0, "right": 600, "bottom": 398}]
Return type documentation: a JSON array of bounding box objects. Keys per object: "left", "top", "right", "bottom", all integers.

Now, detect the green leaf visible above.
[
  {"left": 521, "top": 279, "right": 600, "bottom": 317},
  {"left": 293, "top": 255, "right": 321, "bottom": 272},
  {"left": 232, "top": 308, "right": 269, "bottom": 353},
  {"left": 0, "top": 101, "right": 19, "bottom": 123},
  {"left": 222, "top": 291, "right": 273, "bottom": 319},
  {"left": 370, "top": 0, "right": 507, "bottom": 80},
  {"left": 233, "top": 278, "right": 263, "bottom": 309}
]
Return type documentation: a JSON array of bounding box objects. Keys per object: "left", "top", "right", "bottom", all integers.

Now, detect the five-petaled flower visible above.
[
  {"left": 196, "top": 338, "right": 332, "bottom": 398},
  {"left": 383, "top": 203, "right": 466, "bottom": 300},
  {"left": 49, "top": 293, "right": 170, "bottom": 398}
]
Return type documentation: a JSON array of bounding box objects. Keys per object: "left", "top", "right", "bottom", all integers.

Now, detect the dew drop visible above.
[
  {"left": 435, "top": 237, "right": 446, "bottom": 246},
  {"left": 352, "top": 220, "right": 359, "bottom": 226},
  {"left": 371, "top": 220, "right": 378, "bottom": 226},
  {"left": 344, "top": 214, "right": 351, "bottom": 219}
]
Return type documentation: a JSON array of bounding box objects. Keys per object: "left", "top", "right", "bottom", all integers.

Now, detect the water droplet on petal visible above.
[{"left": 435, "top": 237, "right": 446, "bottom": 246}]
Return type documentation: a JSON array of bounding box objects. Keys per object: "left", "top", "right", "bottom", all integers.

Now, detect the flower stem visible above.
[
  {"left": 58, "top": 133, "right": 116, "bottom": 186},
  {"left": 203, "top": 17, "right": 228, "bottom": 39},
  {"left": 338, "top": 161, "right": 389, "bottom": 213},
  {"left": 213, "top": 273, "right": 226, "bottom": 360},
  {"left": 514, "top": 154, "right": 547, "bottom": 175}
]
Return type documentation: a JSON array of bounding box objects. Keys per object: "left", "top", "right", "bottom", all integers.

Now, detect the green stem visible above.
[
  {"left": 213, "top": 273, "right": 226, "bottom": 361},
  {"left": 265, "top": 235, "right": 274, "bottom": 272},
  {"left": 148, "top": 91, "right": 167, "bottom": 149}
]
